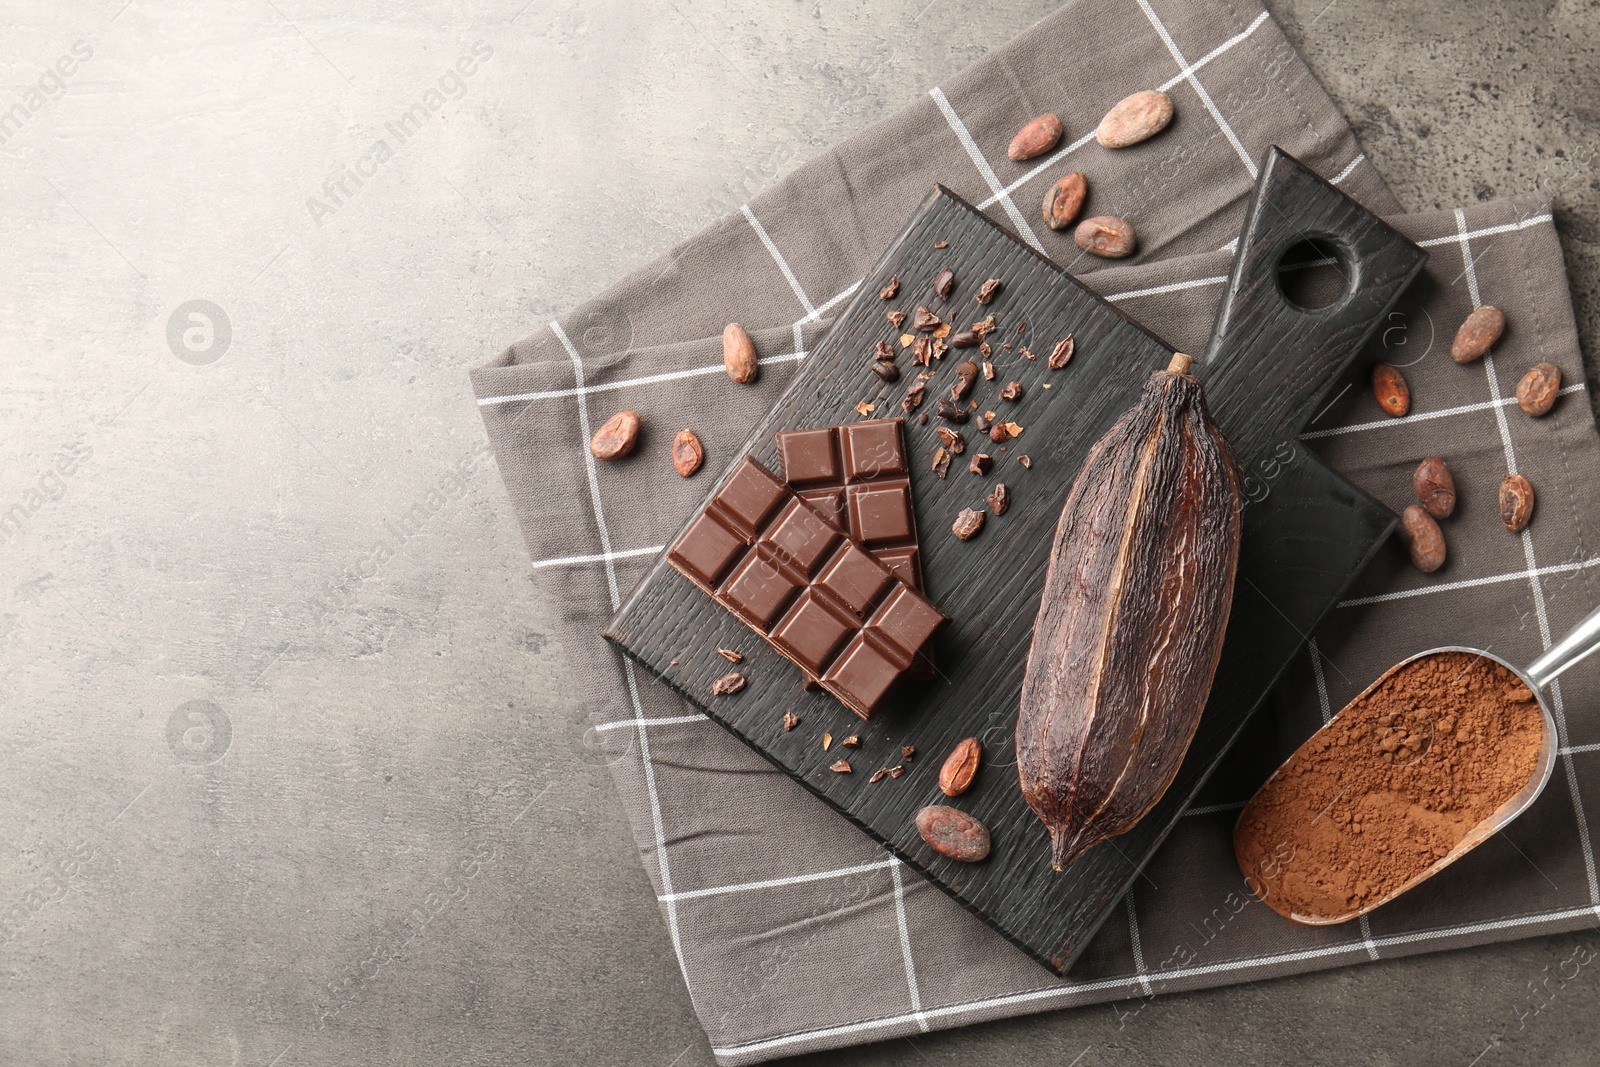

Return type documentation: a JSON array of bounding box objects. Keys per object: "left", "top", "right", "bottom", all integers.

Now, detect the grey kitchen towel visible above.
[{"left": 470, "top": 0, "right": 1600, "bottom": 1060}]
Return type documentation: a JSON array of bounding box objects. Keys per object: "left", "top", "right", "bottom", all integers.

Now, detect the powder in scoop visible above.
[{"left": 1234, "top": 651, "right": 1544, "bottom": 921}]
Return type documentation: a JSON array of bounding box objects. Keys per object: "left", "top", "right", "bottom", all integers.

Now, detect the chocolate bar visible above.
[
  {"left": 667, "top": 456, "right": 948, "bottom": 719},
  {"left": 777, "top": 419, "right": 925, "bottom": 593},
  {"left": 778, "top": 418, "right": 935, "bottom": 683}
]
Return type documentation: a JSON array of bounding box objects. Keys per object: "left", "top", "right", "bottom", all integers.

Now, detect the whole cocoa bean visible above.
[
  {"left": 1412, "top": 456, "right": 1456, "bottom": 519},
  {"left": 1500, "top": 474, "right": 1536, "bottom": 532},
  {"left": 1516, "top": 361, "right": 1562, "bottom": 417},
  {"left": 1074, "top": 216, "right": 1136, "bottom": 258},
  {"left": 1096, "top": 90, "right": 1174, "bottom": 148},
  {"left": 589, "top": 409, "right": 642, "bottom": 461},
  {"left": 1450, "top": 306, "right": 1505, "bottom": 364},
  {"left": 1401, "top": 504, "right": 1446, "bottom": 573},
  {"left": 671, "top": 429, "right": 704, "bottom": 477},
  {"left": 1371, "top": 362, "right": 1411, "bottom": 417},
  {"left": 915, "top": 805, "right": 991, "bottom": 863},
  {"left": 951, "top": 329, "right": 980, "bottom": 348},
  {"left": 1007, "top": 114, "right": 1063, "bottom": 161},
  {"left": 939, "top": 737, "right": 982, "bottom": 797},
  {"left": 1042, "top": 171, "right": 1088, "bottom": 230},
  {"left": 723, "top": 323, "right": 759, "bottom": 384}
]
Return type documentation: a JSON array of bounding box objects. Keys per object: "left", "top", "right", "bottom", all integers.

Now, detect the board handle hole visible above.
[{"left": 1275, "top": 237, "right": 1351, "bottom": 312}]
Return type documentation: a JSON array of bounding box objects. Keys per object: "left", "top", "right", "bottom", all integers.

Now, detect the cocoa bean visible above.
[
  {"left": 1371, "top": 362, "right": 1411, "bottom": 417},
  {"left": 915, "top": 805, "right": 991, "bottom": 862},
  {"left": 873, "top": 362, "right": 900, "bottom": 383},
  {"left": 1007, "top": 114, "right": 1063, "bottom": 161},
  {"left": 1096, "top": 90, "right": 1174, "bottom": 148},
  {"left": 938, "top": 737, "right": 982, "bottom": 797},
  {"left": 1516, "top": 361, "right": 1562, "bottom": 417},
  {"left": 1074, "top": 216, "right": 1136, "bottom": 258},
  {"left": 1042, "top": 172, "right": 1088, "bottom": 230},
  {"left": 1500, "top": 474, "right": 1536, "bottom": 532},
  {"left": 1450, "top": 305, "right": 1505, "bottom": 364},
  {"left": 951, "top": 361, "right": 979, "bottom": 400},
  {"left": 723, "top": 323, "right": 759, "bottom": 384},
  {"left": 951, "top": 329, "right": 979, "bottom": 349},
  {"left": 671, "top": 429, "right": 704, "bottom": 477},
  {"left": 589, "top": 410, "right": 642, "bottom": 461},
  {"left": 1401, "top": 505, "right": 1446, "bottom": 573},
  {"left": 933, "top": 267, "right": 956, "bottom": 301},
  {"left": 1412, "top": 457, "right": 1456, "bottom": 519},
  {"left": 952, "top": 507, "right": 985, "bottom": 541}
]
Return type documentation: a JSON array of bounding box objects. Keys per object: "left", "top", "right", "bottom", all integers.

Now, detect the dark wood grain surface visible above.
[{"left": 607, "top": 151, "right": 1427, "bottom": 974}]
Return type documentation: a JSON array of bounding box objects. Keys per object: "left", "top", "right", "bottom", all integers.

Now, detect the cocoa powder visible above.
[{"left": 1235, "top": 651, "right": 1543, "bottom": 921}]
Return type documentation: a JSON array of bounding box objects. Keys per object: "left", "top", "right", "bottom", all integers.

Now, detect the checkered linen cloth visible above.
[{"left": 471, "top": 0, "right": 1600, "bottom": 1060}]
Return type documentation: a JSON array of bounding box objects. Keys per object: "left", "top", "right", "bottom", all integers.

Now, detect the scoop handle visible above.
[{"left": 1527, "top": 603, "right": 1600, "bottom": 689}]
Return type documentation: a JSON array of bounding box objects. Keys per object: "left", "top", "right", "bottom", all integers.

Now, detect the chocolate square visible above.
[
  {"left": 841, "top": 420, "right": 906, "bottom": 480},
  {"left": 873, "top": 547, "right": 921, "bottom": 593},
  {"left": 667, "top": 512, "right": 746, "bottom": 588},
  {"left": 762, "top": 499, "right": 841, "bottom": 576},
  {"left": 818, "top": 543, "right": 892, "bottom": 619},
  {"left": 777, "top": 427, "right": 840, "bottom": 487},
  {"left": 713, "top": 458, "right": 788, "bottom": 538},
  {"left": 770, "top": 591, "right": 856, "bottom": 669},
  {"left": 821, "top": 633, "right": 904, "bottom": 713},
  {"left": 797, "top": 487, "right": 846, "bottom": 530},
  {"left": 848, "top": 484, "right": 914, "bottom": 546},
  {"left": 721, "top": 552, "right": 802, "bottom": 629},
  {"left": 868, "top": 586, "right": 946, "bottom": 667}
]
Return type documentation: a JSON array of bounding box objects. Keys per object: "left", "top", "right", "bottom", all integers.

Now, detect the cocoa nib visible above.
[
  {"left": 716, "top": 647, "right": 743, "bottom": 663},
  {"left": 868, "top": 768, "right": 890, "bottom": 783},
  {"left": 902, "top": 381, "right": 927, "bottom": 413},
  {"left": 951, "top": 361, "right": 979, "bottom": 400},
  {"left": 874, "top": 340, "right": 895, "bottom": 361},
  {"left": 913, "top": 337, "right": 933, "bottom": 366},
  {"left": 976, "top": 278, "right": 1002, "bottom": 304},
  {"left": 950, "top": 330, "right": 980, "bottom": 349},
  {"left": 879, "top": 275, "right": 901, "bottom": 300},
  {"left": 931, "top": 446, "right": 952, "bottom": 479},
  {"left": 873, "top": 362, "right": 900, "bottom": 383},
  {"left": 901, "top": 745, "right": 916, "bottom": 761},
  {"left": 936, "top": 426, "right": 966, "bottom": 455},
  {"left": 1049, "top": 335, "right": 1075, "bottom": 369},
  {"left": 933, "top": 267, "right": 956, "bottom": 301},
  {"left": 936, "top": 399, "right": 969, "bottom": 423},
  {"left": 1017, "top": 454, "right": 1033, "bottom": 469},
  {"left": 782, "top": 711, "right": 800, "bottom": 730},
  {"left": 887, "top": 310, "right": 907, "bottom": 327},
  {"left": 952, "top": 507, "right": 985, "bottom": 541},
  {"left": 1000, "top": 381, "right": 1024, "bottom": 402},
  {"left": 969, "top": 453, "right": 993, "bottom": 475},
  {"left": 912, "top": 306, "right": 943, "bottom": 332},
  {"left": 987, "top": 483, "right": 1011, "bottom": 515},
  {"left": 712, "top": 672, "right": 746, "bottom": 695},
  {"left": 829, "top": 759, "right": 852, "bottom": 773}
]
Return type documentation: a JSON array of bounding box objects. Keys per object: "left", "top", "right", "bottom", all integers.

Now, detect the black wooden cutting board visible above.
[{"left": 606, "top": 149, "right": 1427, "bottom": 974}]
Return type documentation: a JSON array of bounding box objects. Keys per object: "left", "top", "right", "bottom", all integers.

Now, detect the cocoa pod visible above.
[
  {"left": 1412, "top": 456, "right": 1456, "bottom": 519},
  {"left": 915, "top": 805, "right": 991, "bottom": 863},
  {"left": 938, "top": 737, "right": 982, "bottom": 797},
  {"left": 671, "top": 429, "right": 705, "bottom": 477},
  {"left": 1450, "top": 306, "right": 1505, "bottom": 364},
  {"left": 1096, "top": 90, "right": 1174, "bottom": 148},
  {"left": 589, "top": 410, "right": 642, "bottom": 461},
  {"left": 1007, "top": 114, "right": 1063, "bottom": 161},
  {"left": 1042, "top": 172, "right": 1088, "bottom": 230},
  {"left": 1500, "top": 474, "right": 1536, "bottom": 532},
  {"left": 1517, "top": 361, "right": 1562, "bottom": 417},
  {"left": 723, "top": 322, "right": 759, "bottom": 384},
  {"left": 1371, "top": 362, "right": 1411, "bottom": 417},
  {"left": 1074, "top": 216, "right": 1136, "bottom": 258},
  {"left": 1017, "top": 353, "right": 1241, "bottom": 872},
  {"left": 1401, "top": 504, "right": 1447, "bottom": 572}
]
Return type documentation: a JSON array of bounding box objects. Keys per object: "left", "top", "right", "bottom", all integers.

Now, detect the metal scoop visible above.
[{"left": 1254, "top": 603, "right": 1600, "bottom": 925}]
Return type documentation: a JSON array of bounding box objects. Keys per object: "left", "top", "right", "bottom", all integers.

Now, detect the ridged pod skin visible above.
[{"left": 1017, "top": 357, "right": 1242, "bottom": 871}]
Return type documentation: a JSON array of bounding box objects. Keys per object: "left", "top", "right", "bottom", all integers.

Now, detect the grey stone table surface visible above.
[{"left": 2, "top": 1, "right": 1597, "bottom": 1064}]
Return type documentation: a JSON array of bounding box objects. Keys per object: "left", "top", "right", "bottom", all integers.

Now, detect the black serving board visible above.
[{"left": 608, "top": 150, "right": 1427, "bottom": 974}]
